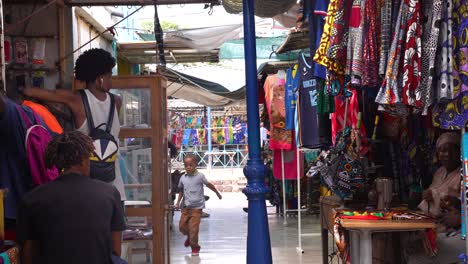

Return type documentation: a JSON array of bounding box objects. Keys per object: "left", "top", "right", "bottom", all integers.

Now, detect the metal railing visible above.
[{"left": 171, "top": 144, "right": 249, "bottom": 169}]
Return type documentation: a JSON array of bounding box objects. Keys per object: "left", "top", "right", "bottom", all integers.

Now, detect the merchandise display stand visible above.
[
  {"left": 296, "top": 147, "right": 320, "bottom": 254},
  {"left": 277, "top": 140, "right": 320, "bottom": 253}
]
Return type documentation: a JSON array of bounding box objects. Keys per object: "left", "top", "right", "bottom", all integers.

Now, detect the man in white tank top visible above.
[{"left": 23, "top": 48, "right": 126, "bottom": 201}]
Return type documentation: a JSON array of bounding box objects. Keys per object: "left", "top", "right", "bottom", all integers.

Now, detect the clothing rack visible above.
[
  {"left": 295, "top": 147, "right": 320, "bottom": 254},
  {"left": 279, "top": 147, "right": 320, "bottom": 254}
]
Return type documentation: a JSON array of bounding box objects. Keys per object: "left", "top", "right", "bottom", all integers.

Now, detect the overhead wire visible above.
[{"left": 57, "top": 5, "right": 144, "bottom": 63}]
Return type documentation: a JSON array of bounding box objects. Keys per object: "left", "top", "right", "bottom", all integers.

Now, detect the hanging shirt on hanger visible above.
[
  {"left": 297, "top": 53, "right": 320, "bottom": 148},
  {"left": 264, "top": 74, "right": 293, "bottom": 150},
  {"left": 285, "top": 66, "right": 299, "bottom": 130}
]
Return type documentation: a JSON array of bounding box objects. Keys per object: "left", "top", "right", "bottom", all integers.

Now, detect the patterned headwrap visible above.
[{"left": 436, "top": 132, "right": 460, "bottom": 150}]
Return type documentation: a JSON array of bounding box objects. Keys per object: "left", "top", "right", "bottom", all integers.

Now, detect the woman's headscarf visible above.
[{"left": 436, "top": 132, "right": 460, "bottom": 150}]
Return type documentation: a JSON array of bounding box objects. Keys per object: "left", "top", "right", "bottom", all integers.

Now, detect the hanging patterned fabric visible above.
[
  {"left": 452, "top": 0, "right": 468, "bottom": 97},
  {"left": 314, "top": 0, "right": 342, "bottom": 74},
  {"left": 376, "top": 0, "right": 422, "bottom": 108},
  {"left": 432, "top": 91, "right": 468, "bottom": 130},
  {"left": 420, "top": 0, "right": 443, "bottom": 114},
  {"left": 379, "top": 0, "right": 392, "bottom": 76},
  {"left": 345, "top": 0, "right": 365, "bottom": 86},
  {"left": 436, "top": 0, "right": 454, "bottom": 100},
  {"left": 401, "top": 0, "right": 422, "bottom": 108},
  {"left": 326, "top": 0, "right": 353, "bottom": 72},
  {"left": 361, "top": 0, "right": 380, "bottom": 87},
  {"left": 313, "top": 0, "right": 330, "bottom": 80},
  {"left": 376, "top": 0, "right": 405, "bottom": 105}
]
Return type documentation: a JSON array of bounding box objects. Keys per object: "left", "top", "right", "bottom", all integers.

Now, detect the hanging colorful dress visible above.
[{"left": 264, "top": 74, "right": 293, "bottom": 150}]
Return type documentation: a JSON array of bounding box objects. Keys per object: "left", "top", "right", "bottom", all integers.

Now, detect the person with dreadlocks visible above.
[
  {"left": 17, "top": 131, "right": 125, "bottom": 264},
  {"left": 23, "top": 48, "right": 126, "bottom": 201}
]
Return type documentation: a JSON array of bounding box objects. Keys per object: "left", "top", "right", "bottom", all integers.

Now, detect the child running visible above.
[{"left": 175, "top": 154, "right": 222, "bottom": 256}]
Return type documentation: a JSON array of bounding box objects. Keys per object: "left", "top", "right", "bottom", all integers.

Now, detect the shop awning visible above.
[
  {"left": 164, "top": 69, "right": 246, "bottom": 107},
  {"left": 118, "top": 41, "right": 219, "bottom": 64},
  {"left": 64, "top": 0, "right": 220, "bottom": 6},
  {"left": 276, "top": 31, "right": 310, "bottom": 54}
]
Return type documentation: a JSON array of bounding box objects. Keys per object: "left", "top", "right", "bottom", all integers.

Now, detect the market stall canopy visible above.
[
  {"left": 164, "top": 68, "right": 246, "bottom": 107},
  {"left": 118, "top": 41, "right": 219, "bottom": 64},
  {"left": 137, "top": 24, "right": 244, "bottom": 51},
  {"left": 276, "top": 31, "right": 310, "bottom": 54},
  {"left": 222, "top": 0, "right": 296, "bottom": 18},
  {"left": 273, "top": 3, "right": 300, "bottom": 28},
  {"left": 63, "top": 0, "right": 220, "bottom": 6}
]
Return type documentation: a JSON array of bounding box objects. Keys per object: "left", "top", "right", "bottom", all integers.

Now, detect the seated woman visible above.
[
  {"left": 419, "top": 132, "right": 461, "bottom": 218},
  {"left": 407, "top": 196, "right": 464, "bottom": 264}
]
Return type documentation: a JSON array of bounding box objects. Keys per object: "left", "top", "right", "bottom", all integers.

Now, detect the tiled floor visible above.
[{"left": 167, "top": 192, "right": 338, "bottom": 264}]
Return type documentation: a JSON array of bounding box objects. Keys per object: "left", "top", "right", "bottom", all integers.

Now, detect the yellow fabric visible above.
[
  {"left": 320, "top": 186, "right": 333, "bottom": 196},
  {"left": 313, "top": 0, "right": 344, "bottom": 74}
]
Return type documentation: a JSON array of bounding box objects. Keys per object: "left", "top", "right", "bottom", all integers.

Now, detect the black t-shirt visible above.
[{"left": 17, "top": 173, "right": 125, "bottom": 264}]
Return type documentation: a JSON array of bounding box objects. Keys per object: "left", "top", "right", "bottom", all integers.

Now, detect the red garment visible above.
[
  {"left": 401, "top": 0, "right": 422, "bottom": 107},
  {"left": 331, "top": 90, "right": 368, "bottom": 153},
  {"left": 273, "top": 147, "right": 303, "bottom": 180}
]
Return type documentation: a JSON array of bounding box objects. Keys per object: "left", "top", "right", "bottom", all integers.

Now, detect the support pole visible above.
[
  {"left": 281, "top": 150, "right": 287, "bottom": 225},
  {"left": 207, "top": 107, "right": 212, "bottom": 176},
  {"left": 461, "top": 129, "right": 468, "bottom": 262},
  {"left": 296, "top": 147, "right": 304, "bottom": 254},
  {"left": 242, "top": 0, "right": 272, "bottom": 263}
]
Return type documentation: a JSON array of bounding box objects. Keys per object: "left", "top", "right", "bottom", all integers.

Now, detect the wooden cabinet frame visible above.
[{"left": 112, "top": 75, "right": 169, "bottom": 264}]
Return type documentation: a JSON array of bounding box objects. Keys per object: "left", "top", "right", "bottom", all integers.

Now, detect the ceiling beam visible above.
[{"left": 65, "top": 0, "right": 220, "bottom": 6}]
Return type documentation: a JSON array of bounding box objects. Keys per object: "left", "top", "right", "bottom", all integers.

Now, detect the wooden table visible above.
[{"left": 341, "top": 219, "right": 435, "bottom": 264}]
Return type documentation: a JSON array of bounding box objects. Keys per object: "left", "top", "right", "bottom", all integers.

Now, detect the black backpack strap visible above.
[
  {"left": 106, "top": 93, "right": 115, "bottom": 133},
  {"left": 79, "top": 90, "right": 95, "bottom": 130}
]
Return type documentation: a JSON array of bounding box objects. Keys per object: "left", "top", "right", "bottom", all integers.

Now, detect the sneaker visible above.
[
  {"left": 184, "top": 238, "right": 190, "bottom": 247},
  {"left": 191, "top": 246, "right": 201, "bottom": 256},
  {"left": 201, "top": 211, "right": 210, "bottom": 218}
]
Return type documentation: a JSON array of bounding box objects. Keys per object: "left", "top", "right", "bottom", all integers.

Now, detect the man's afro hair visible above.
[{"left": 74, "top": 48, "right": 116, "bottom": 82}]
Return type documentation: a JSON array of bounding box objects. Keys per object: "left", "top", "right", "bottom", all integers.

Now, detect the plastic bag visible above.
[{"left": 31, "top": 38, "right": 46, "bottom": 65}]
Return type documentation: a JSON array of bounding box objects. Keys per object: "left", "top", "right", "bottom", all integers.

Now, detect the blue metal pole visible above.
[
  {"left": 207, "top": 107, "right": 212, "bottom": 152},
  {"left": 242, "top": 0, "right": 272, "bottom": 263}
]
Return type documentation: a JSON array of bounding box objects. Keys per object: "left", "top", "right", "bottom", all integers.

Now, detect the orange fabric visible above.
[{"left": 22, "top": 100, "right": 63, "bottom": 134}]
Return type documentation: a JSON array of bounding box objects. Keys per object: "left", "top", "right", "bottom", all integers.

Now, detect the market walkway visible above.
[{"left": 169, "top": 192, "right": 337, "bottom": 264}]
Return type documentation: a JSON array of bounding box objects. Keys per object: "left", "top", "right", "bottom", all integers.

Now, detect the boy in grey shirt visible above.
[{"left": 175, "top": 154, "right": 222, "bottom": 256}]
